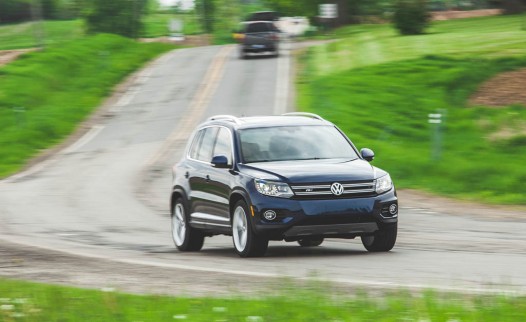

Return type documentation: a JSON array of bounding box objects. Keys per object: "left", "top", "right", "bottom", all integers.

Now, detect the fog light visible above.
[
  {"left": 263, "top": 210, "right": 277, "bottom": 220},
  {"left": 389, "top": 204, "right": 398, "bottom": 215}
]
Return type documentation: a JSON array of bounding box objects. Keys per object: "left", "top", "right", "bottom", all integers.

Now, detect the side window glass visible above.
[
  {"left": 196, "top": 127, "right": 218, "bottom": 162},
  {"left": 213, "top": 128, "right": 233, "bottom": 165},
  {"left": 189, "top": 130, "right": 203, "bottom": 160}
]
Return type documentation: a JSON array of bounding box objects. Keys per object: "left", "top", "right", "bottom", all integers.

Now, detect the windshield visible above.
[{"left": 238, "top": 125, "right": 359, "bottom": 163}]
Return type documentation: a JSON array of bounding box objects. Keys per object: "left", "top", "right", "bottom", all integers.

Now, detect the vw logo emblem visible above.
[{"left": 330, "top": 182, "right": 344, "bottom": 196}]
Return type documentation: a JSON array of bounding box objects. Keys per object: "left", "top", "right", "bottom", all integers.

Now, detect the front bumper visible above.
[{"left": 248, "top": 188, "right": 398, "bottom": 240}]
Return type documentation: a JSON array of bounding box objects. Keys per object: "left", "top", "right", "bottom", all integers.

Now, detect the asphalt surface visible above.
[{"left": 1, "top": 40, "right": 526, "bottom": 296}]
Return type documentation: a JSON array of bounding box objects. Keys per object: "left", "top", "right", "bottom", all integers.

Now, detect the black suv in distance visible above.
[
  {"left": 238, "top": 21, "right": 280, "bottom": 59},
  {"left": 170, "top": 113, "right": 398, "bottom": 257}
]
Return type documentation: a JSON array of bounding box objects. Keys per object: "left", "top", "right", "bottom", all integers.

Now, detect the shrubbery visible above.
[
  {"left": 83, "top": 0, "right": 147, "bottom": 38},
  {"left": 392, "top": 0, "right": 431, "bottom": 35}
]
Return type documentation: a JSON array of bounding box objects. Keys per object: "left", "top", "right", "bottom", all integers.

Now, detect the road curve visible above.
[{"left": 1, "top": 40, "right": 526, "bottom": 295}]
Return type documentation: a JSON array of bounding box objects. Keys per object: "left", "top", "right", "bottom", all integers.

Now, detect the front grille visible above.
[{"left": 291, "top": 180, "right": 376, "bottom": 200}]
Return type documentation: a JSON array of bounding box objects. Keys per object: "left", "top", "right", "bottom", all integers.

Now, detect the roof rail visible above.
[
  {"left": 281, "top": 112, "right": 324, "bottom": 121},
  {"left": 207, "top": 115, "right": 241, "bottom": 124}
]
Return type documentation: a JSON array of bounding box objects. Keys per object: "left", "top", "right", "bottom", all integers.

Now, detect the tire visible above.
[
  {"left": 171, "top": 197, "right": 204, "bottom": 251},
  {"left": 232, "top": 200, "right": 268, "bottom": 257},
  {"left": 298, "top": 238, "right": 324, "bottom": 247},
  {"left": 239, "top": 49, "right": 247, "bottom": 59},
  {"left": 361, "top": 223, "right": 397, "bottom": 252}
]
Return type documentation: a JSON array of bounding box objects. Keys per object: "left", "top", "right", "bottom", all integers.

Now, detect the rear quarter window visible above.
[{"left": 246, "top": 22, "right": 271, "bottom": 33}]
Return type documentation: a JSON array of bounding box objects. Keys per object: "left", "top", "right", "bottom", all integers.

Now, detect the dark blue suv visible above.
[{"left": 170, "top": 113, "right": 398, "bottom": 257}]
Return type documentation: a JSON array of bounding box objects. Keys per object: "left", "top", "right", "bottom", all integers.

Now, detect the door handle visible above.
[{"left": 184, "top": 172, "right": 189, "bottom": 179}]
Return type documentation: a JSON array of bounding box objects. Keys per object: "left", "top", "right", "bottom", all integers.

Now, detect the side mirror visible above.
[
  {"left": 211, "top": 155, "right": 230, "bottom": 168},
  {"left": 360, "top": 148, "right": 375, "bottom": 162}
]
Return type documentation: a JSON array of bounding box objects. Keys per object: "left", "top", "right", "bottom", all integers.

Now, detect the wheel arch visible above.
[
  {"left": 170, "top": 187, "right": 189, "bottom": 216},
  {"left": 229, "top": 188, "right": 252, "bottom": 222}
]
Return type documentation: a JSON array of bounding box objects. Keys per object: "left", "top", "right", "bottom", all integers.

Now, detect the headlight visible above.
[
  {"left": 254, "top": 179, "right": 294, "bottom": 198},
  {"left": 375, "top": 174, "right": 393, "bottom": 194}
]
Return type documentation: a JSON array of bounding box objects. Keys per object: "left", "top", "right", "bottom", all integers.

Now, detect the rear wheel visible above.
[
  {"left": 232, "top": 200, "right": 268, "bottom": 257},
  {"left": 298, "top": 238, "right": 324, "bottom": 247},
  {"left": 172, "top": 198, "right": 204, "bottom": 251},
  {"left": 361, "top": 223, "right": 397, "bottom": 252},
  {"left": 239, "top": 48, "right": 247, "bottom": 59}
]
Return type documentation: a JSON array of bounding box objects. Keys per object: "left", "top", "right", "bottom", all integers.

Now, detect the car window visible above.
[
  {"left": 196, "top": 127, "right": 218, "bottom": 162},
  {"left": 188, "top": 129, "right": 204, "bottom": 160},
  {"left": 239, "top": 125, "right": 359, "bottom": 163},
  {"left": 246, "top": 22, "right": 271, "bottom": 33},
  {"left": 213, "top": 127, "right": 233, "bottom": 165},
  {"left": 246, "top": 11, "right": 279, "bottom": 21}
]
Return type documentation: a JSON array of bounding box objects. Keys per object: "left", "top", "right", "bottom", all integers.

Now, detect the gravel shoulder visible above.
[{"left": 0, "top": 239, "right": 280, "bottom": 297}]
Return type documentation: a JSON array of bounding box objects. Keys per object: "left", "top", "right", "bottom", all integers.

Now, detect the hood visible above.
[{"left": 239, "top": 158, "right": 384, "bottom": 183}]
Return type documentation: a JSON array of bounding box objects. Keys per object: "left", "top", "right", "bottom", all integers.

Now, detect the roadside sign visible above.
[
  {"left": 169, "top": 19, "right": 185, "bottom": 41},
  {"left": 319, "top": 4, "right": 338, "bottom": 19},
  {"left": 169, "top": 19, "right": 183, "bottom": 33}
]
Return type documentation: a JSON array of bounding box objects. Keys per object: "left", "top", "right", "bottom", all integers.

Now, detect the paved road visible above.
[{"left": 1, "top": 41, "right": 526, "bottom": 295}]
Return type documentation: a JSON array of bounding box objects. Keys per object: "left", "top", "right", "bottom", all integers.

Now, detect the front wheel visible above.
[
  {"left": 361, "top": 223, "right": 397, "bottom": 252},
  {"left": 172, "top": 198, "right": 204, "bottom": 251},
  {"left": 232, "top": 200, "right": 268, "bottom": 257}
]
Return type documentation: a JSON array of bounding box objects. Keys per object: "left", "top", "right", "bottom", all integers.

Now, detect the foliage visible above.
[
  {"left": 0, "top": 20, "right": 83, "bottom": 50},
  {"left": 142, "top": 13, "right": 202, "bottom": 37},
  {"left": 194, "top": 0, "right": 215, "bottom": 33},
  {"left": 392, "top": 0, "right": 431, "bottom": 35},
  {"left": 0, "top": 0, "right": 83, "bottom": 23},
  {"left": 83, "top": 0, "right": 148, "bottom": 38},
  {"left": 298, "top": 15, "right": 526, "bottom": 204},
  {"left": 501, "top": 0, "right": 526, "bottom": 14},
  {"left": 0, "top": 34, "right": 173, "bottom": 178},
  {"left": 0, "top": 0, "right": 32, "bottom": 23},
  {"left": 1, "top": 279, "right": 526, "bottom": 321},
  {"left": 263, "top": 0, "right": 323, "bottom": 17}
]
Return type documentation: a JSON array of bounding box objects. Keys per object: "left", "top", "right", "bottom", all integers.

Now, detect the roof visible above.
[{"left": 204, "top": 113, "right": 333, "bottom": 129}]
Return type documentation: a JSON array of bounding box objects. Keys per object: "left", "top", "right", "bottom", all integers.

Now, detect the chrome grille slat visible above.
[
  {"left": 291, "top": 180, "right": 376, "bottom": 198},
  {"left": 290, "top": 185, "right": 331, "bottom": 189},
  {"left": 342, "top": 183, "right": 373, "bottom": 188}
]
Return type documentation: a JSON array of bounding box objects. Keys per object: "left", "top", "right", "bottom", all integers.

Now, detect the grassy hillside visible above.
[
  {"left": 0, "top": 34, "right": 173, "bottom": 177},
  {"left": 0, "top": 14, "right": 199, "bottom": 50},
  {"left": 0, "top": 20, "right": 83, "bottom": 50},
  {"left": 298, "top": 15, "right": 526, "bottom": 204}
]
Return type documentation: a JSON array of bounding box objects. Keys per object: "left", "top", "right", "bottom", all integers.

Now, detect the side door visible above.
[
  {"left": 206, "top": 127, "right": 234, "bottom": 222},
  {"left": 187, "top": 126, "right": 218, "bottom": 216}
]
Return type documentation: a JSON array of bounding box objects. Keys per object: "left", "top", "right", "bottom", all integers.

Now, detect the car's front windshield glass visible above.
[{"left": 238, "top": 125, "right": 359, "bottom": 163}]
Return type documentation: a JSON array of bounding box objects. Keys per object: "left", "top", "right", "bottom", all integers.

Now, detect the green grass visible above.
[
  {"left": 298, "top": 15, "right": 526, "bottom": 204},
  {"left": 0, "top": 14, "right": 201, "bottom": 50},
  {"left": 307, "top": 15, "right": 526, "bottom": 77},
  {"left": 142, "top": 13, "right": 202, "bottom": 37},
  {"left": 0, "top": 20, "right": 84, "bottom": 50},
  {"left": 1, "top": 278, "right": 526, "bottom": 321},
  {"left": 0, "top": 34, "right": 173, "bottom": 178}
]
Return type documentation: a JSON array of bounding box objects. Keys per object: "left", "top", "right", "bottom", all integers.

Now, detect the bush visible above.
[
  {"left": 501, "top": 0, "right": 526, "bottom": 14},
  {"left": 392, "top": 0, "right": 431, "bottom": 35},
  {"left": 83, "top": 0, "right": 147, "bottom": 38}
]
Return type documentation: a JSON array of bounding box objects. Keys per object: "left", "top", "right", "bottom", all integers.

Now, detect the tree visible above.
[
  {"left": 392, "top": 0, "right": 431, "bottom": 35},
  {"left": 195, "top": 0, "right": 215, "bottom": 33},
  {"left": 83, "top": 0, "right": 148, "bottom": 38},
  {"left": 0, "top": 0, "right": 32, "bottom": 23},
  {"left": 501, "top": 0, "right": 526, "bottom": 14}
]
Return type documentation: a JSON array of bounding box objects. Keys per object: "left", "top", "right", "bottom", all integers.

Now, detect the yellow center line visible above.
[{"left": 145, "top": 45, "right": 234, "bottom": 168}]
